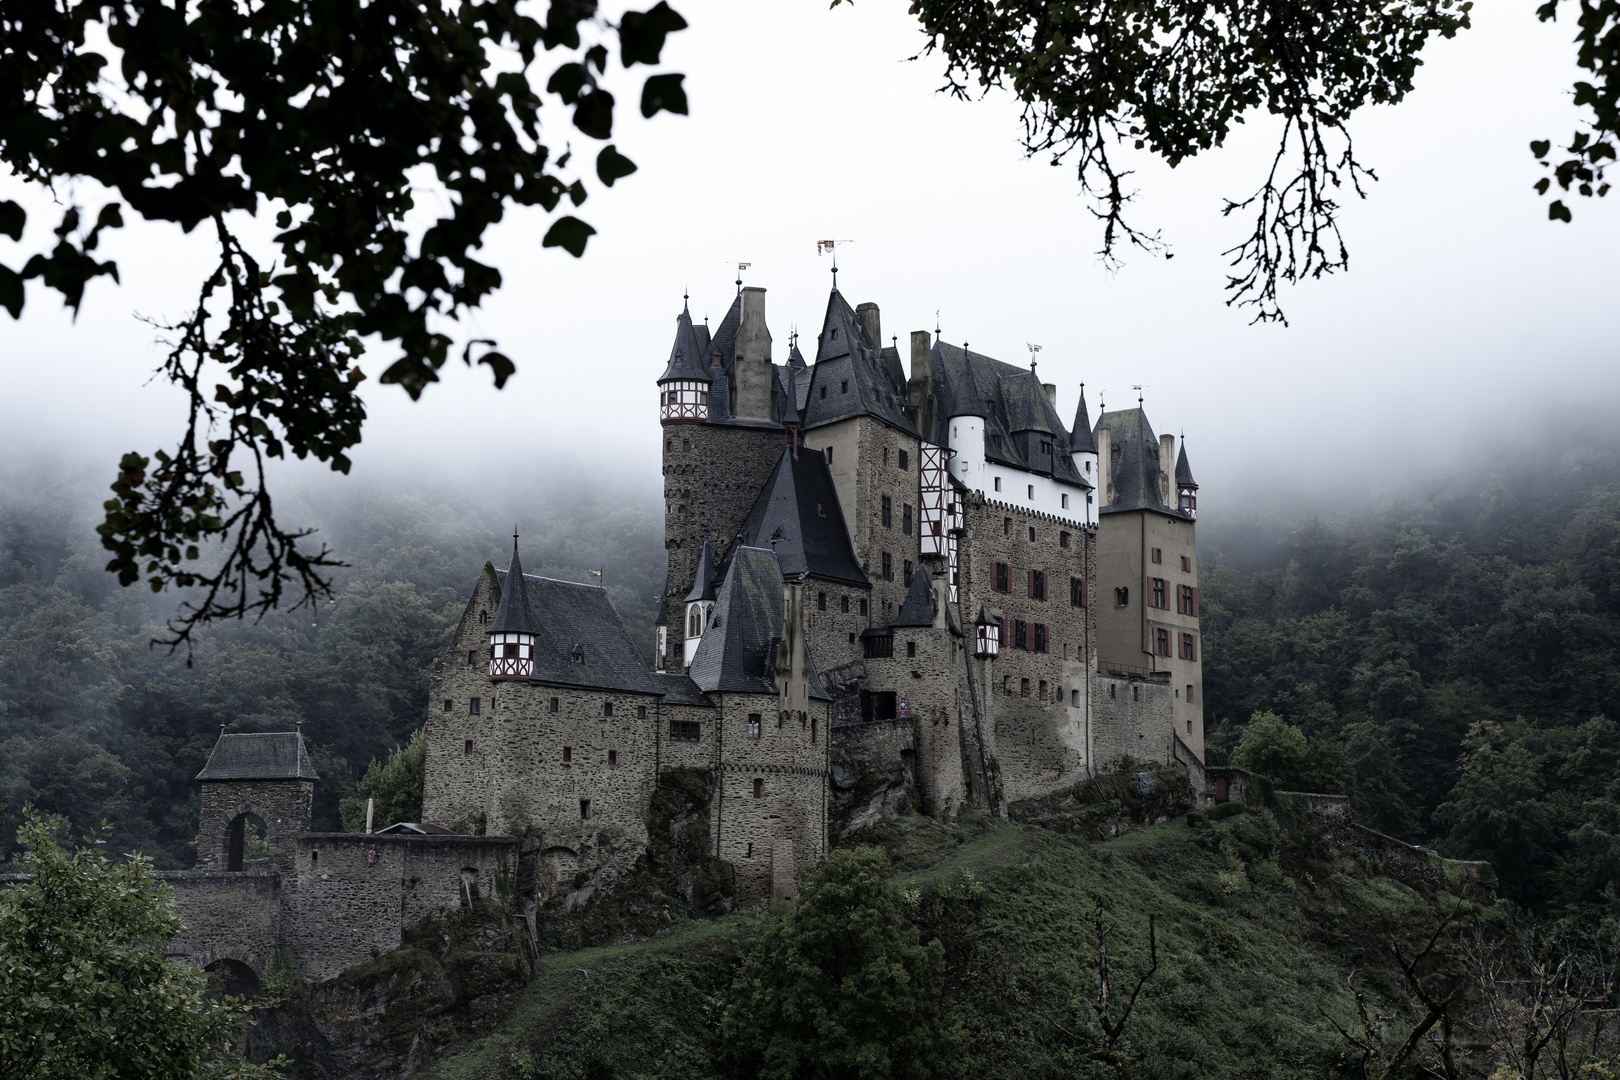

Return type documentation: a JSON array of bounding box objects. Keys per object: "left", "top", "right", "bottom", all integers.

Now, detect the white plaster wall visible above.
[{"left": 946, "top": 415, "right": 1094, "bottom": 526}]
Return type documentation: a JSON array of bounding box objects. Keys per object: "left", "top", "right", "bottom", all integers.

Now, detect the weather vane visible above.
[
  {"left": 735, "top": 261, "right": 751, "bottom": 295},
  {"left": 817, "top": 239, "right": 853, "bottom": 286},
  {"left": 1027, "top": 343, "right": 1042, "bottom": 371}
]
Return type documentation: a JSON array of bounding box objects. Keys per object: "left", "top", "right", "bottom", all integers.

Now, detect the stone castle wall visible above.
[
  {"left": 1091, "top": 672, "right": 1178, "bottom": 766},
  {"left": 198, "top": 778, "right": 314, "bottom": 875},
  {"left": 156, "top": 870, "right": 281, "bottom": 975},
  {"left": 862, "top": 628, "right": 970, "bottom": 818}
]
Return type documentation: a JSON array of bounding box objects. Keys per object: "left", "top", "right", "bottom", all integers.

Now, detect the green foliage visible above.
[
  {"left": 1230, "top": 711, "right": 1354, "bottom": 795},
  {"left": 340, "top": 727, "right": 426, "bottom": 833},
  {"left": 720, "top": 847, "right": 968, "bottom": 1080},
  {"left": 257, "top": 947, "right": 301, "bottom": 1010},
  {"left": 0, "top": 813, "right": 280, "bottom": 1080}
]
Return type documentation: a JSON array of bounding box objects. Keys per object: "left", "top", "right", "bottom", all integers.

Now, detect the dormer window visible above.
[
  {"left": 841, "top": 380, "right": 849, "bottom": 394},
  {"left": 1179, "top": 488, "right": 1198, "bottom": 519},
  {"left": 711, "top": 354, "right": 721, "bottom": 366}
]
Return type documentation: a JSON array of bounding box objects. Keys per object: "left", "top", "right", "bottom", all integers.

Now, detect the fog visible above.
[{"left": 2, "top": 0, "right": 1617, "bottom": 554}]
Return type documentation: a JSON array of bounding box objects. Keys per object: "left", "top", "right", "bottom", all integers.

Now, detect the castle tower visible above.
[
  {"left": 1070, "top": 387, "right": 1099, "bottom": 525},
  {"left": 195, "top": 728, "right": 317, "bottom": 875},
  {"left": 488, "top": 535, "right": 536, "bottom": 680},
  {"left": 683, "top": 537, "right": 718, "bottom": 668},
  {"left": 1175, "top": 438, "right": 1199, "bottom": 520},
  {"left": 658, "top": 292, "right": 787, "bottom": 672}
]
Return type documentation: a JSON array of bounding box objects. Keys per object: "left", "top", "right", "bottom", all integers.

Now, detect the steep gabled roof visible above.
[
  {"left": 197, "top": 730, "right": 318, "bottom": 781},
  {"left": 493, "top": 570, "right": 664, "bottom": 694},
  {"left": 1095, "top": 407, "right": 1186, "bottom": 518},
  {"left": 490, "top": 537, "right": 538, "bottom": 635},
  {"left": 687, "top": 546, "right": 830, "bottom": 699},
  {"left": 657, "top": 301, "right": 711, "bottom": 385},
  {"left": 891, "top": 567, "right": 936, "bottom": 627},
  {"left": 800, "top": 289, "right": 917, "bottom": 435},
  {"left": 1175, "top": 438, "right": 1198, "bottom": 489},
  {"left": 1000, "top": 369, "right": 1054, "bottom": 434},
  {"left": 738, "top": 448, "right": 870, "bottom": 588},
  {"left": 651, "top": 671, "right": 714, "bottom": 707},
  {"left": 684, "top": 538, "right": 718, "bottom": 602}
]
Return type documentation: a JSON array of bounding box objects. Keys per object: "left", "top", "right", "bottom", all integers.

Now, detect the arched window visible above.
[{"left": 688, "top": 606, "right": 701, "bottom": 636}]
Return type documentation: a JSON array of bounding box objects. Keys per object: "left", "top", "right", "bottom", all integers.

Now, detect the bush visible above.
[{"left": 1231, "top": 711, "right": 1354, "bottom": 795}]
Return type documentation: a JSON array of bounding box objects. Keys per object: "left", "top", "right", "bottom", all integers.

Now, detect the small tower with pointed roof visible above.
[
  {"left": 1175, "top": 437, "right": 1198, "bottom": 520},
  {"left": 683, "top": 537, "right": 718, "bottom": 668},
  {"left": 489, "top": 535, "right": 537, "bottom": 680}
]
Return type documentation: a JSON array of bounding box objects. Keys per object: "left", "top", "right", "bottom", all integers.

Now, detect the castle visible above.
[{"left": 420, "top": 278, "right": 1205, "bottom": 906}]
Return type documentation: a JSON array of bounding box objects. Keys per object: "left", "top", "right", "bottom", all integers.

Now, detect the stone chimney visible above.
[
  {"left": 908, "top": 331, "right": 933, "bottom": 434},
  {"left": 1097, "top": 426, "right": 1112, "bottom": 505},
  {"left": 857, "top": 302, "right": 881, "bottom": 352},
  {"left": 733, "top": 286, "right": 773, "bottom": 421},
  {"left": 1160, "top": 433, "right": 1176, "bottom": 504},
  {"left": 1043, "top": 383, "right": 1057, "bottom": 405}
]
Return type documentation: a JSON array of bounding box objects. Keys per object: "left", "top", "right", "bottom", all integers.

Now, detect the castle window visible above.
[
  {"left": 1039, "top": 679, "right": 1048, "bottom": 701},
  {"left": 666, "top": 440, "right": 672, "bottom": 451},
  {"left": 549, "top": 697, "right": 559, "bottom": 712},
  {"left": 841, "top": 380, "right": 849, "bottom": 394},
  {"left": 841, "top": 595, "right": 850, "bottom": 613},
  {"left": 682, "top": 439, "right": 691, "bottom": 452},
  {"left": 863, "top": 632, "right": 893, "bottom": 659},
  {"left": 902, "top": 503, "right": 912, "bottom": 536},
  {"left": 993, "top": 434, "right": 1002, "bottom": 449},
  {"left": 637, "top": 705, "right": 648, "bottom": 720},
  {"left": 563, "top": 746, "right": 572, "bottom": 762},
  {"left": 1134, "top": 685, "right": 1141, "bottom": 701},
  {"left": 469, "top": 698, "right": 480, "bottom": 715},
  {"left": 820, "top": 386, "right": 827, "bottom": 399},
  {"left": 1060, "top": 530, "right": 1070, "bottom": 549},
  {"left": 1151, "top": 547, "right": 1162, "bottom": 564},
  {"left": 1178, "top": 585, "right": 1199, "bottom": 616},
  {"left": 753, "top": 779, "right": 763, "bottom": 799},
  {"left": 1115, "top": 586, "right": 1129, "bottom": 606},
  {"left": 1028, "top": 526, "right": 1036, "bottom": 542},
  {"left": 1111, "top": 446, "right": 1121, "bottom": 460},
  {"left": 994, "top": 562, "right": 1009, "bottom": 592},
  {"left": 609, "top": 750, "right": 618, "bottom": 767},
  {"left": 443, "top": 699, "right": 452, "bottom": 712},
  {"left": 1110, "top": 683, "right": 1116, "bottom": 699},
  {"left": 1182, "top": 556, "right": 1192, "bottom": 572},
  {"left": 604, "top": 701, "right": 614, "bottom": 717},
  {"left": 903, "top": 559, "right": 913, "bottom": 583},
  {"left": 1003, "top": 517, "right": 1011, "bottom": 535},
  {"left": 1014, "top": 620, "right": 1027, "bottom": 649},
  {"left": 818, "top": 591, "right": 827, "bottom": 611},
  {"left": 748, "top": 714, "right": 762, "bottom": 739},
  {"left": 1003, "top": 676, "right": 1011, "bottom": 694},
  {"left": 1188, "top": 717, "right": 1194, "bottom": 734},
  {"left": 1187, "top": 684, "right": 1196, "bottom": 704},
  {"left": 1061, "top": 494, "right": 1069, "bottom": 509},
  {"left": 1034, "top": 623, "right": 1048, "bottom": 653},
  {"left": 860, "top": 599, "right": 868, "bottom": 616},
  {"left": 467, "top": 650, "right": 476, "bottom": 667},
  {"left": 899, "top": 450, "right": 909, "bottom": 470},
  {"left": 580, "top": 799, "right": 591, "bottom": 820},
  {"left": 1072, "top": 689, "right": 1080, "bottom": 706},
  {"left": 1020, "top": 678, "right": 1030, "bottom": 697},
  {"left": 1029, "top": 569, "right": 1046, "bottom": 600},
  {"left": 994, "top": 477, "right": 1002, "bottom": 492},
  {"left": 1027, "top": 484, "right": 1034, "bottom": 500},
  {"left": 670, "top": 720, "right": 700, "bottom": 741},
  {"left": 811, "top": 717, "right": 817, "bottom": 743},
  {"left": 882, "top": 495, "right": 892, "bottom": 528},
  {"left": 882, "top": 552, "right": 893, "bottom": 581},
  {"left": 817, "top": 503, "right": 826, "bottom": 517},
  {"left": 907, "top": 641, "right": 917, "bottom": 658},
  {"left": 311, "top": 850, "right": 318, "bottom": 865},
  {"left": 1180, "top": 633, "right": 1198, "bottom": 661},
  {"left": 1071, "top": 577, "right": 1086, "bottom": 607},
  {"left": 1152, "top": 578, "right": 1167, "bottom": 609},
  {"left": 1155, "top": 628, "right": 1172, "bottom": 656},
  {"left": 883, "top": 447, "right": 889, "bottom": 467},
  {"left": 465, "top": 740, "right": 473, "bottom": 755},
  {"left": 712, "top": 354, "right": 720, "bottom": 365}
]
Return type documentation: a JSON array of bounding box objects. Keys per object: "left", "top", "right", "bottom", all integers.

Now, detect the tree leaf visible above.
[
  {"left": 1530, "top": 139, "right": 1551, "bottom": 159},
  {"left": 1548, "top": 200, "right": 1572, "bottom": 222},
  {"left": 574, "top": 90, "right": 615, "bottom": 139},
  {"left": 597, "top": 145, "right": 639, "bottom": 186},
  {"left": 641, "top": 73, "right": 688, "bottom": 118},
  {"left": 0, "top": 200, "right": 24, "bottom": 241},
  {"left": 0, "top": 264, "right": 22, "bottom": 318},
  {"left": 620, "top": 2, "right": 689, "bottom": 66},
  {"left": 543, "top": 216, "right": 597, "bottom": 257},
  {"left": 547, "top": 62, "right": 590, "bottom": 105}
]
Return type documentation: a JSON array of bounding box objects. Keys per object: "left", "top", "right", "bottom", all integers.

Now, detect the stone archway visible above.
[
  {"left": 211, "top": 804, "right": 280, "bottom": 871},
  {"left": 203, "top": 957, "right": 261, "bottom": 999}
]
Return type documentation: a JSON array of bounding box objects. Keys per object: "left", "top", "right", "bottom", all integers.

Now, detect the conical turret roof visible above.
[
  {"left": 658, "top": 300, "right": 711, "bottom": 384},
  {"left": 1071, "top": 388, "right": 1096, "bottom": 453},
  {"left": 892, "top": 566, "right": 936, "bottom": 627},
  {"left": 946, "top": 350, "right": 988, "bottom": 419},
  {"left": 1175, "top": 438, "right": 1198, "bottom": 489},
  {"left": 684, "top": 538, "right": 719, "bottom": 602},
  {"left": 490, "top": 536, "right": 538, "bottom": 635}
]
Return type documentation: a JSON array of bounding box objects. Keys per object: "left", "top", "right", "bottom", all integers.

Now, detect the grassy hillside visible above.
[{"left": 420, "top": 807, "right": 1488, "bottom": 1080}]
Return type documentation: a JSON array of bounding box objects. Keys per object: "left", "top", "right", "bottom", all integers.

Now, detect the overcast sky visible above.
[{"left": 2, "top": 0, "right": 1616, "bottom": 529}]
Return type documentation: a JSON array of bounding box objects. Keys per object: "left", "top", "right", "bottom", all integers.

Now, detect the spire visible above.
[
  {"left": 892, "top": 566, "right": 936, "bottom": 627},
  {"left": 1175, "top": 436, "right": 1198, "bottom": 489},
  {"left": 659, "top": 299, "right": 709, "bottom": 384},
  {"left": 490, "top": 535, "right": 538, "bottom": 635},
  {"left": 947, "top": 344, "right": 987, "bottom": 418},
  {"left": 684, "top": 538, "right": 719, "bottom": 602},
  {"left": 1070, "top": 383, "right": 1096, "bottom": 453}
]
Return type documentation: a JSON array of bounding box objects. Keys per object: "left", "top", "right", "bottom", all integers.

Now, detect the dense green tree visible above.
[
  {"left": 340, "top": 728, "right": 426, "bottom": 833},
  {"left": 0, "top": 814, "right": 278, "bottom": 1079},
  {"left": 720, "top": 847, "right": 968, "bottom": 1080},
  {"left": 1229, "top": 711, "right": 1353, "bottom": 796}
]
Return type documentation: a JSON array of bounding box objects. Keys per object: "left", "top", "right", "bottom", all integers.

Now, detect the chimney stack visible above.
[
  {"left": 733, "top": 286, "right": 773, "bottom": 420},
  {"left": 1043, "top": 382, "right": 1057, "bottom": 405},
  {"left": 1097, "top": 426, "right": 1112, "bottom": 505},
  {"left": 1160, "top": 433, "right": 1176, "bottom": 504},
  {"left": 857, "top": 302, "right": 881, "bottom": 352},
  {"left": 908, "top": 331, "right": 933, "bottom": 433}
]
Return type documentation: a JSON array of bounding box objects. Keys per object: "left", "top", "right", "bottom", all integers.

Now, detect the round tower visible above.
[{"left": 488, "top": 535, "right": 536, "bottom": 680}]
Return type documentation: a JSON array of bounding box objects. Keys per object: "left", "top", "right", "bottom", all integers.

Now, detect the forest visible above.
[{"left": 2, "top": 429, "right": 1618, "bottom": 925}]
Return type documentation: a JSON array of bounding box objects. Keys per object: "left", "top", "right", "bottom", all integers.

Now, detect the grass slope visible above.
[{"left": 421, "top": 808, "right": 1476, "bottom": 1080}]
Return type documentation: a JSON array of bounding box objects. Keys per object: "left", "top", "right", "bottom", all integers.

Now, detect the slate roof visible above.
[
  {"left": 1175, "top": 439, "right": 1198, "bottom": 489},
  {"left": 1094, "top": 407, "right": 1188, "bottom": 519},
  {"left": 800, "top": 289, "right": 918, "bottom": 436},
  {"left": 658, "top": 302, "right": 711, "bottom": 385},
  {"left": 651, "top": 671, "right": 714, "bottom": 708},
  {"left": 928, "top": 342, "right": 1091, "bottom": 490},
  {"left": 654, "top": 597, "right": 668, "bottom": 627},
  {"left": 891, "top": 567, "right": 936, "bottom": 627},
  {"left": 687, "top": 546, "right": 831, "bottom": 700},
  {"left": 737, "top": 448, "right": 870, "bottom": 588},
  {"left": 684, "top": 538, "right": 719, "bottom": 602},
  {"left": 493, "top": 570, "right": 665, "bottom": 694},
  {"left": 1071, "top": 388, "right": 1096, "bottom": 454},
  {"left": 196, "top": 731, "right": 318, "bottom": 781},
  {"left": 490, "top": 538, "right": 538, "bottom": 635}
]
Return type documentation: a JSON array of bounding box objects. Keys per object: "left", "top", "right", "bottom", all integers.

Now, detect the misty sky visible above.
[{"left": 2, "top": 0, "right": 1617, "bottom": 528}]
